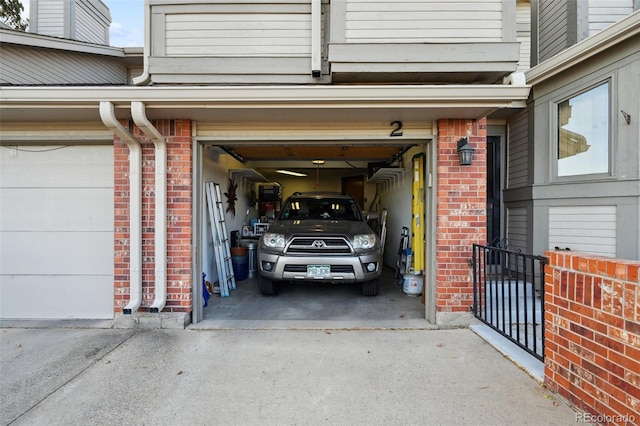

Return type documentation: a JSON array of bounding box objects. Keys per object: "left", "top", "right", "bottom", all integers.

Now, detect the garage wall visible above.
[
  {"left": 0, "top": 144, "right": 114, "bottom": 319},
  {"left": 201, "top": 147, "right": 255, "bottom": 287},
  {"left": 379, "top": 146, "right": 419, "bottom": 267}
]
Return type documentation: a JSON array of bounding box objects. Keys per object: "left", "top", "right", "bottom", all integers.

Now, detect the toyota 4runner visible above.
[{"left": 257, "top": 192, "right": 382, "bottom": 296}]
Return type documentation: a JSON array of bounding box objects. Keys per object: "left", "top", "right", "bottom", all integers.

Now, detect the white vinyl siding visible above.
[
  {"left": 31, "top": 0, "right": 110, "bottom": 44},
  {"left": 75, "top": 2, "right": 108, "bottom": 45},
  {"left": 344, "top": 0, "right": 504, "bottom": 43},
  {"left": 507, "top": 109, "right": 529, "bottom": 189},
  {"left": 548, "top": 206, "right": 616, "bottom": 257},
  {"left": 506, "top": 207, "right": 528, "bottom": 253},
  {"left": 35, "top": 0, "right": 66, "bottom": 38},
  {"left": 516, "top": 0, "right": 531, "bottom": 71},
  {"left": 165, "top": 12, "right": 311, "bottom": 57},
  {"left": 0, "top": 145, "right": 114, "bottom": 319},
  {"left": 588, "top": 0, "right": 635, "bottom": 36},
  {"left": 0, "top": 45, "right": 127, "bottom": 85}
]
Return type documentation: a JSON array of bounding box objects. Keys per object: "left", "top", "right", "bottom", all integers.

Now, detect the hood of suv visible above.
[{"left": 268, "top": 219, "right": 374, "bottom": 237}]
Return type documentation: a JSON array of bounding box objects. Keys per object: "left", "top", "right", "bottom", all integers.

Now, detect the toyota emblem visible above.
[{"left": 312, "top": 240, "right": 326, "bottom": 248}]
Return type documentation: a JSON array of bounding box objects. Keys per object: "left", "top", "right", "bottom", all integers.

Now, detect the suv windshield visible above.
[{"left": 279, "top": 197, "right": 363, "bottom": 221}]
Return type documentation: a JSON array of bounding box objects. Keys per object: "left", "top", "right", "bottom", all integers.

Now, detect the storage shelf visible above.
[
  {"left": 229, "top": 169, "right": 270, "bottom": 183},
  {"left": 367, "top": 168, "right": 404, "bottom": 184}
]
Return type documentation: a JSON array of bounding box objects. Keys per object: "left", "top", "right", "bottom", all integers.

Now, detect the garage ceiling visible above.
[
  {"left": 216, "top": 143, "right": 414, "bottom": 178},
  {"left": 220, "top": 144, "right": 411, "bottom": 163}
]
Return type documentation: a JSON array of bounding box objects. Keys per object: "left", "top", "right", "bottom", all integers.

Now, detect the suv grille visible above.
[
  {"left": 284, "top": 265, "right": 355, "bottom": 273},
  {"left": 286, "top": 237, "right": 352, "bottom": 255}
]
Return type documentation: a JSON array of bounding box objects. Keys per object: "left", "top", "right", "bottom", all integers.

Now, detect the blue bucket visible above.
[{"left": 232, "top": 255, "right": 249, "bottom": 281}]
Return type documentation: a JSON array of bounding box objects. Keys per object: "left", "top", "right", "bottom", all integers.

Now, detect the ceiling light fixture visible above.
[
  {"left": 312, "top": 160, "right": 324, "bottom": 186},
  {"left": 276, "top": 169, "right": 307, "bottom": 177}
]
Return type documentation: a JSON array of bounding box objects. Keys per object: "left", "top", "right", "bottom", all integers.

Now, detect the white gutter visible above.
[
  {"left": 131, "top": 101, "right": 167, "bottom": 313},
  {"left": 0, "top": 84, "right": 530, "bottom": 104},
  {"left": 311, "top": 0, "right": 321, "bottom": 77},
  {"left": 131, "top": 1, "right": 152, "bottom": 85},
  {"left": 98, "top": 101, "right": 143, "bottom": 314}
]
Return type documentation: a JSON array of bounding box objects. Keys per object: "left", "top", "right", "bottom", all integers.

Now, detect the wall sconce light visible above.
[{"left": 456, "top": 137, "right": 475, "bottom": 166}]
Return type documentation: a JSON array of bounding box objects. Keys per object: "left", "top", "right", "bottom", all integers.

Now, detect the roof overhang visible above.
[
  {"left": 0, "top": 28, "right": 128, "bottom": 57},
  {"left": 526, "top": 11, "right": 640, "bottom": 86},
  {"left": 0, "top": 84, "right": 530, "bottom": 124}
]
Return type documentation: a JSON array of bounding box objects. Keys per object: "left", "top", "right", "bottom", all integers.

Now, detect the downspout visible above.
[
  {"left": 131, "top": 1, "right": 151, "bottom": 85},
  {"left": 131, "top": 101, "right": 167, "bottom": 313},
  {"left": 99, "top": 101, "right": 143, "bottom": 314}
]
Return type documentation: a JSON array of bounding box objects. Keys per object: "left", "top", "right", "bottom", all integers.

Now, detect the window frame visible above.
[{"left": 551, "top": 78, "right": 614, "bottom": 182}]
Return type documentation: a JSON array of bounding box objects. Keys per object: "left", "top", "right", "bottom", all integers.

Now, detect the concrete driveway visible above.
[{"left": 1, "top": 326, "right": 579, "bottom": 425}]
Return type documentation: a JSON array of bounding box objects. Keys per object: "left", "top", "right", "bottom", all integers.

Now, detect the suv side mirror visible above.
[{"left": 366, "top": 212, "right": 379, "bottom": 221}]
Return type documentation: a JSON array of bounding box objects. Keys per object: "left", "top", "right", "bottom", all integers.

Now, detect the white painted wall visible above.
[{"left": 379, "top": 146, "right": 420, "bottom": 267}]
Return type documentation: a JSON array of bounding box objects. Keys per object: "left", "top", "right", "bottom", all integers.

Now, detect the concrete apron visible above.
[{"left": 0, "top": 327, "right": 580, "bottom": 425}]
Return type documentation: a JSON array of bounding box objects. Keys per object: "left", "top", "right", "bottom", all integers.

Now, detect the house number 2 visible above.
[{"left": 390, "top": 120, "right": 403, "bottom": 137}]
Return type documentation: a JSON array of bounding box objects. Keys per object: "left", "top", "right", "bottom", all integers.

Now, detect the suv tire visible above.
[
  {"left": 258, "top": 275, "right": 280, "bottom": 295},
  {"left": 360, "top": 278, "right": 379, "bottom": 296}
]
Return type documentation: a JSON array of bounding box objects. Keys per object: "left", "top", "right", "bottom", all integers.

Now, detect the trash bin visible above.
[
  {"left": 240, "top": 240, "right": 257, "bottom": 278},
  {"left": 230, "top": 246, "right": 249, "bottom": 281}
]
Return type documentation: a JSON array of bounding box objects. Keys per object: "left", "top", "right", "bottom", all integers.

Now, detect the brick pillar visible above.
[
  {"left": 114, "top": 119, "right": 192, "bottom": 320},
  {"left": 545, "top": 252, "right": 640, "bottom": 421},
  {"left": 435, "top": 118, "right": 487, "bottom": 324}
]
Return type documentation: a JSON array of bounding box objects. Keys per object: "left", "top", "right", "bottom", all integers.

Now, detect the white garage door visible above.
[{"left": 0, "top": 145, "right": 114, "bottom": 319}]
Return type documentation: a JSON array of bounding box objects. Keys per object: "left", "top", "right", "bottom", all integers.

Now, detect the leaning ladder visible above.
[
  {"left": 205, "top": 182, "right": 236, "bottom": 297},
  {"left": 395, "top": 226, "right": 410, "bottom": 285}
]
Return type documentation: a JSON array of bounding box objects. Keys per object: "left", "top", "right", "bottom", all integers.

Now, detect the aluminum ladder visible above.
[{"left": 205, "top": 181, "right": 236, "bottom": 297}]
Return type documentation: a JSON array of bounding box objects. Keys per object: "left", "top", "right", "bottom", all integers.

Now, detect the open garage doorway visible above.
[{"left": 191, "top": 129, "right": 435, "bottom": 327}]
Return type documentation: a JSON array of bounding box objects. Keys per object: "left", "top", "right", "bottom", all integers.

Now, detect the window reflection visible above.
[{"left": 557, "top": 82, "right": 609, "bottom": 176}]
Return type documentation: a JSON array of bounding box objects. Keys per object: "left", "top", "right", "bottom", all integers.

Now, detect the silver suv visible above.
[{"left": 257, "top": 192, "right": 382, "bottom": 296}]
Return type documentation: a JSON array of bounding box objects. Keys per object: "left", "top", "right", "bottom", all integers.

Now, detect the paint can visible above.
[{"left": 402, "top": 273, "right": 423, "bottom": 296}]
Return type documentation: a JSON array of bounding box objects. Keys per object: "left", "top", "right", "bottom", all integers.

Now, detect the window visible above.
[{"left": 557, "top": 82, "right": 610, "bottom": 177}]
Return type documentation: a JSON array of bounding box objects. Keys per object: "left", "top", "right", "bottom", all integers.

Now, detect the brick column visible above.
[
  {"left": 435, "top": 118, "right": 487, "bottom": 324},
  {"left": 114, "top": 119, "right": 192, "bottom": 320},
  {"left": 545, "top": 251, "right": 640, "bottom": 422}
]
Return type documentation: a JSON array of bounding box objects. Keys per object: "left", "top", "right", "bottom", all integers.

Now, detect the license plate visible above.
[{"left": 307, "top": 265, "right": 330, "bottom": 277}]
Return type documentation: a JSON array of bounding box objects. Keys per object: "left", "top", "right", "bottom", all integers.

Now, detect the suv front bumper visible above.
[{"left": 258, "top": 251, "right": 382, "bottom": 283}]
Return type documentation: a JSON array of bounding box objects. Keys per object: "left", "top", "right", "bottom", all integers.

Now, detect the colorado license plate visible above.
[{"left": 307, "top": 265, "right": 330, "bottom": 277}]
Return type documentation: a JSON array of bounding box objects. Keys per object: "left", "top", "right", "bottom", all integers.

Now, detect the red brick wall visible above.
[
  {"left": 545, "top": 251, "right": 640, "bottom": 423},
  {"left": 435, "top": 119, "right": 487, "bottom": 313},
  {"left": 114, "top": 119, "right": 193, "bottom": 313}
]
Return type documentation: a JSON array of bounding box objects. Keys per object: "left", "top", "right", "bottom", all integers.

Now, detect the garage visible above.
[
  {"left": 0, "top": 144, "right": 114, "bottom": 319},
  {"left": 192, "top": 118, "right": 435, "bottom": 325}
]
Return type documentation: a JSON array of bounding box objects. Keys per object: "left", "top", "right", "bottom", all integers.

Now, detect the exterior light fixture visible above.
[
  {"left": 311, "top": 160, "right": 325, "bottom": 165},
  {"left": 456, "top": 137, "right": 475, "bottom": 166}
]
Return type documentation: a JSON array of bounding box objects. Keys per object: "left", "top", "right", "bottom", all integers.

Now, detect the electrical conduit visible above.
[
  {"left": 131, "top": 101, "right": 167, "bottom": 313},
  {"left": 99, "top": 101, "right": 143, "bottom": 314}
]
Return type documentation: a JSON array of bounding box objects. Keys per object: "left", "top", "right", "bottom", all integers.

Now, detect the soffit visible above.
[
  {"left": 0, "top": 84, "right": 530, "bottom": 123},
  {"left": 0, "top": 84, "right": 528, "bottom": 169}
]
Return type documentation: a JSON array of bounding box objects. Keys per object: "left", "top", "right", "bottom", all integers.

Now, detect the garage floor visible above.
[{"left": 194, "top": 265, "right": 433, "bottom": 330}]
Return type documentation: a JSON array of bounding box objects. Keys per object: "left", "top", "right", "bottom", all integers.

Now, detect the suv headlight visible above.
[
  {"left": 353, "top": 234, "right": 377, "bottom": 249},
  {"left": 262, "top": 233, "right": 285, "bottom": 248}
]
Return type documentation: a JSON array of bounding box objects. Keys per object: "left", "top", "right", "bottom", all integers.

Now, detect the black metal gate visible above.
[{"left": 472, "top": 243, "right": 548, "bottom": 361}]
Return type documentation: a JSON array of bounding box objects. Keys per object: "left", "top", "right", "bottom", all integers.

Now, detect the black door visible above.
[{"left": 487, "top": 136, "right": 501, "bottom": 246}]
